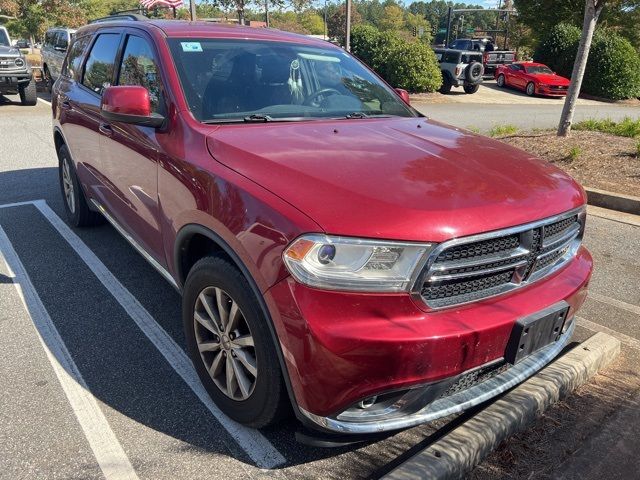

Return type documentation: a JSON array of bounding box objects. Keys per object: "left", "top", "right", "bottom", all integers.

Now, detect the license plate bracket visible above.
[{"left": 505, "top": 301, "right": 569, "bottom": 365}]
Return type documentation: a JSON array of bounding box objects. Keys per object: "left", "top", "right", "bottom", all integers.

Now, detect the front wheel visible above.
[
  {"left": 464, "top": 84, "right": 480, "bottom": 94},
  {"left": 526, "top": 82, "right": 536, "bottom": 96},
  {"left": 19, "top": 80, "right": 37, "bottom": 106},
  {"left": 439, "top": 77, "right": 452, "bottom": 94},
  {"left": 496, "top": 74, "right": 506, "bottom": 87},
  {"left": 183, "top": 256, "right": 289, "bottom": 428}
]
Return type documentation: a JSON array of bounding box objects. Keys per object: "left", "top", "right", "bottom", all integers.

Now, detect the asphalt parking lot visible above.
[{"left": 1, "top": 96, "right": 639, "bottom": 479}]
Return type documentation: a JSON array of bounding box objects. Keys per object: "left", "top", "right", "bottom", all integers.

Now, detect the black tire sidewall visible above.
[
  {"left": 182, "top": 257, "right": 286, "bottom": 427},
  {"left": 58, "top": 145, "right": 82, "bottom": 225},
  {"left": 497, "top": 74, "right": 505, "bottom": 87},
  {"left": 19, "top": 81, "right": 37, "bottom": 106},
  {"left": 527, "top": 82, "right": 535, "bottom": 96}
]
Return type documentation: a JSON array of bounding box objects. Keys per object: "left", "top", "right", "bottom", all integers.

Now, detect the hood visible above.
[
  {"left": 0, "top": 45, "right": 22, "bottom": 57},
  {"left": 531, "top": 73, "right": 570, "bottom": 85},
  {"left": 206, "top": 118, "right": 585, "bottom": 242}
]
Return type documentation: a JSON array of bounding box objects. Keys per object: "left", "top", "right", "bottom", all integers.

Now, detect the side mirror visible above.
[
  {"left": 101, "top": 85, "right": 164, "bottom": 128},
  {"left": 395, "top": 88, "right": 410, "bottom": 105}
]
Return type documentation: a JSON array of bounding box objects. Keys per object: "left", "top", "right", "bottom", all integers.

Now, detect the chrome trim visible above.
[
  {"left": 90, "top": 199, "right": 180, "bottom": 291},
  {"left": 429, "top": 258, "right": 528, "bottom": 281},
  {"left": 430, "top": 246, "right": 530, "bottom": 271},
  {"left": 299, "top": 319, "right": 575, "bottom": 434},
  {"left": 412, "top": 206, "right": 586, "bottom": 310}
]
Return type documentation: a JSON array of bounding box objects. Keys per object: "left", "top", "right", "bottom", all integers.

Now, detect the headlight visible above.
[
  {"left": 283, "top": 234, "right": 433, "bottom": 292},
  {"left": 14, "top": 58, "right": 25, "bottom": 67}
]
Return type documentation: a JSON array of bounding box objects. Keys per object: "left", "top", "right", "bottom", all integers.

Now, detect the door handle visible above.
[
  {"left": 99, "top": 123, "right": 113, "bottom": 136},
  {"left": 60, "top": 100, "right": 71, "bottom": 110}
]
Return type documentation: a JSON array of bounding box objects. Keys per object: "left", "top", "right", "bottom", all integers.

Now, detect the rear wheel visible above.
[
  {"left": 183, "top": 256, "right": 289, "bottom": 428},
  {"left": 439, "top": 77, "right": 452, "bottom": 94},
  {"left": 497, "top": 74, "right": 506, "bottom": 87},
  {"left": 19, "top": 80, "right": 37, "bottom": 106},
  {"left": 526, "top": 82, "right": 536, "bottom": 96},
  {"left": 43, "top": 66, "right": 52, "bottom": 93},
  {"left": 58, "top": 144, "right": 102, "bottom": 227},
  {"left": 464, "top": 84, "right": 480, "bottom": 94}
]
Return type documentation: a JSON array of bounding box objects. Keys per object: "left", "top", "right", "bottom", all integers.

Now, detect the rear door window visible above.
[
  {"left": 117, "top": 34, "right": 163, "bottom": 114},
  {"left": 82, "top": 33, "right": 121, "bottom": 95}
]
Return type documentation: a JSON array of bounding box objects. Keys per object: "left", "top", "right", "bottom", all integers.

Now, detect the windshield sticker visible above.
[{"left": 181, "top": 42, "right": 203, "bottom": 52}]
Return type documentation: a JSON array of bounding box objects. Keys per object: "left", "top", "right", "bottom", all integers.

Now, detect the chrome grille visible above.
[{"left": 416, "top": 208, "right": 585, "bottom": 309}]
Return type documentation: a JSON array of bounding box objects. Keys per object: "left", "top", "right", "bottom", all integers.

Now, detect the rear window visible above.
[
  {"left": 462, "top": 53, "right": 482, "bottom": 63},
  {"left": 82, "top": 33, "right": 121, "bottom": 95},
  {"left": 442, "top": 52, "right": 460, "bottom": 63}
]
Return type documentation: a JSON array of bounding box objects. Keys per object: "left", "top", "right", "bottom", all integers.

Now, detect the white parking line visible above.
[
  {"left": 32, "top": 200, "right": 286, "bottom": 469},
  {"left": 576, "top": 317, "right": 640, "bottom": 351},
  {"left": 588, "top": 292, "right": 640, "bottom": 317},
  {"left": 0, "top": 225, "right": 139, "bottom": 480},
  {"left": 37, "top": 97, "right": 52, "bottom": 106}
]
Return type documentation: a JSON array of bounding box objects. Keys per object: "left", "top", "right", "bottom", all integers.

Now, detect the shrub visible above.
[
  {"left": 533, "top": 23, "right": 581, "bottom": 78},
  {"left": 566, "top": 145, "right": 582, "bottom": 161},
  {"left": 583, "top": 31, "right": 640, "bottom": 101},
  {"left": 574, "top": 117, "right": 640, "bottom": 137},
  {"left": 489, "top": 124, "right": 519, "bottom": 137},
  {"left": 351, "top": 25, "right": 442, "bottom": 93},
  {"left": 534, "top": 24, "right": 640, "bottom": 100}
]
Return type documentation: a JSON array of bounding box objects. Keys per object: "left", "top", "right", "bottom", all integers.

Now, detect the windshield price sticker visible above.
[{"left": 181, "top": 42, "right": 203, "bottom": 52}]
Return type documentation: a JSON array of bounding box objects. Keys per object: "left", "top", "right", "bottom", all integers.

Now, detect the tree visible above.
[
  {"left": 557, "top": 0, "right": 607, "bottom": 136},
  {"left": 300, "top": 11, "right": 325, "bottom": 34},
  {"left": 378, "top": 4, "right": 404, "bottom": 31},
  {"left": 326, "top": 2, "right": 361, "bottom": 43}
]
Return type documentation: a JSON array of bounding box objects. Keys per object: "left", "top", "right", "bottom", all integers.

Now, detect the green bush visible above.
[
  {"left": 351, "top": 24, "right": 442, "bottom": 93},
  {"left": 534, "top": 24, "right": 640, "bottom": 100},
  {"left": 583, "top": 31, "right": 640, "bottom": 100},
  {"left": 533, "top": 23, "right": 581, "bottom": 78},
  {"left": 574, "top": 117, "right": 640, "bottom": 137}
]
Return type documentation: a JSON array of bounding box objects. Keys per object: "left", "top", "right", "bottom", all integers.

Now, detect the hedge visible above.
[
  {"left": 534, "top": 23, "right": 640, "bottom": 100},
  {"left": 351, "top": 25, "right": 442, "bottom": 93}
]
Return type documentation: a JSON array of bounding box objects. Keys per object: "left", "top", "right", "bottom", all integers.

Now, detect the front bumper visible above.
[
  {"left": 0, "top": 71, "right": 32, "bottom": 91},
  {"left": 266, "top": 246, "right": 592, "bottom": 434},
  {"left": 538, "top": 85, "right": 568, "bottom": 96}
]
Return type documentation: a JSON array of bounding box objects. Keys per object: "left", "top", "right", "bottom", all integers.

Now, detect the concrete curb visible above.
[
  {"left": 381, "top": 332, "right": 621, "bottom": 480},
  {"left": 585, "top": 187, "right": 640, "bottom": 216}
]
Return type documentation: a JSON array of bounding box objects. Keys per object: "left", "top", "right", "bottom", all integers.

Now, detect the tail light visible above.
[
  {"left": 483, "top": 52, "right": 489, "bottom": 64},
  {"left": 455, "top": 66, "right": 461, "bottom": 76}
]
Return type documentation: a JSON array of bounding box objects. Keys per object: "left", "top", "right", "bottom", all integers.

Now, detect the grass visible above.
[
  {"left": 466, "top": 126, "right": 481, "bottom": 134},
  {"left": 489, "top": 124, "right": 519, "bottom": 137},
  {"left": 574, "top": 117, "right": 640, "bottom": 138},
  {"left": 566, "top": 145, "right": 582, "bottom": 161}
]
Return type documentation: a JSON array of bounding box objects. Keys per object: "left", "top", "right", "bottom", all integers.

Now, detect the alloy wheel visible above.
[
  {"left": 193, "top": 286, "right": 257, "bottom": 401},
  {"left": 62, "top": 157, "right": 75, "bottom": 214}
]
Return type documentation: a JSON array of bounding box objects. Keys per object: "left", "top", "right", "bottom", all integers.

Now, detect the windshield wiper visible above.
[
  {"left": 343, "top": 112, "right": 393, "bottom": 119},
  {"left": 243, "top": 114, "right": 274, "bottom": 122}
]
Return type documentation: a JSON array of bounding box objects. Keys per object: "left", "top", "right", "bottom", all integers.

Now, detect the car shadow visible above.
[{"left": 0, "top": 167, "right": 451, "bottom": 472}]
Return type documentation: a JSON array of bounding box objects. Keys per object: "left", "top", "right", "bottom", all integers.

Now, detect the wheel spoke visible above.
[
  {"left": 225, "top": 300, "right": 241, "bottom": 334},
  {"left": 198, "top": 292, "right": 220, "bottom": 326},
  {"left": 194, "top": 310, "right": 219, "bottom": 334},
  {"left": 209, "top": 351, "right": 224, "bottom": 376},
  {"left": 231, "top": 334, "right": 254, "bottom": 348},
  {"left": 198, "top": 340, "right": 220, "bottom": 353},
  {"left": 215, "top": 288, "right": 229, "bottom": 327},
  {"left": 232, "top": 348, "right": 257, "bottom": 377},
  {"left": 231, "top": 357, "right": 251, "bottom": 398},
  {"left": 225, "top": 354, "right": 236, "bottom": 396}
]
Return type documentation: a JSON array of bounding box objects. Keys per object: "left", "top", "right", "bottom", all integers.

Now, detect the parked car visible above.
[
  {"left": 42, "top": 27, "right": 75, "bottom": 92},
  {"left": 433, "top": 48, "right": 484, "bottom": 94},
  {"left": 0, "top": 27, "right": 37, "bottom": 105},
  {"left": 496, "top": 62, "right": 570, "bottom": 97},
  {"left": 449, "top": 38, "right": 516, "bottom": 76},
  {"left": 15, "top": 39, "right": 30, "bottom": 49},
  {"left": 53, "top": 17, "right": 592, "bottom": 437}
]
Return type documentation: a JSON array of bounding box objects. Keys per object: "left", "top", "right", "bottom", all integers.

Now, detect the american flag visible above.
[{"left": 140, "top": 0, "right": 184, "bottom": 8}]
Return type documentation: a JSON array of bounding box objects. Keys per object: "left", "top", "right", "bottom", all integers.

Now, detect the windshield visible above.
[
  {"left": 168, "top": 38, "right": 416, "bottom": 122},
  {"left": 526, "top": 65, "right": 554, "bottom": 75},
  {"left": 0, "top": 30, "right": 9, "bottom": 47}
]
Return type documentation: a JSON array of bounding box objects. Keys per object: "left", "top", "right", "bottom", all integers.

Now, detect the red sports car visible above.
[{"left": 495, "top": 62, "right": 570, "bottom": 97}]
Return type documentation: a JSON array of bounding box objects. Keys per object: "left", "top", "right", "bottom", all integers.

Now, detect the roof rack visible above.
[{"left": 90, "top": 13, "right": 149, "bottom": 24}]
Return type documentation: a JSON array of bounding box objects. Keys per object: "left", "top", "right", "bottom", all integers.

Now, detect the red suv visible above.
[{"left": 52, "top": 17, "right": 592, "bottom": 435}]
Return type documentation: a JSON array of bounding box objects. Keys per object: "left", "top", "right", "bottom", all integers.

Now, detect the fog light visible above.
[{"left": 358, "top": 396, "right": 377, "bottom": 409}]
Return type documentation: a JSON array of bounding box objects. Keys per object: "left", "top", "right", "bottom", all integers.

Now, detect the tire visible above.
[
  {"left": 439, "top": 77, "right": 452, "bottom": 94},
  {"left": 183, "top": 256, "right": 289, "bottom": 428},
  {"left": 464, "top": 84, "right": 480, "bottom": 94},
  {"left": 19, "top": 80, "right": 37, "bottom": 106},
  {"left": 58, "top": 144, "right": 102, "bottom": 227},
  {"left": 526, "top": 82, "right": 536, "bottom": 96},
  {"left": 43, "top": 65, "right": 52, "bottom": 94},
  {"left": 465, "top": 61, "right": 484, "bottom": 83},
  {"left": 497, "top": 74, "right": 506, "bottom": 87}
]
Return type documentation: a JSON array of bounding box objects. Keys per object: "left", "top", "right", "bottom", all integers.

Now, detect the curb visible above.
[
  {"left": 381, "top": 332, "right": 621, "bottom": 480},
  {"left": 585, "top": 187, "right": 640, "bottom": 216}
]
